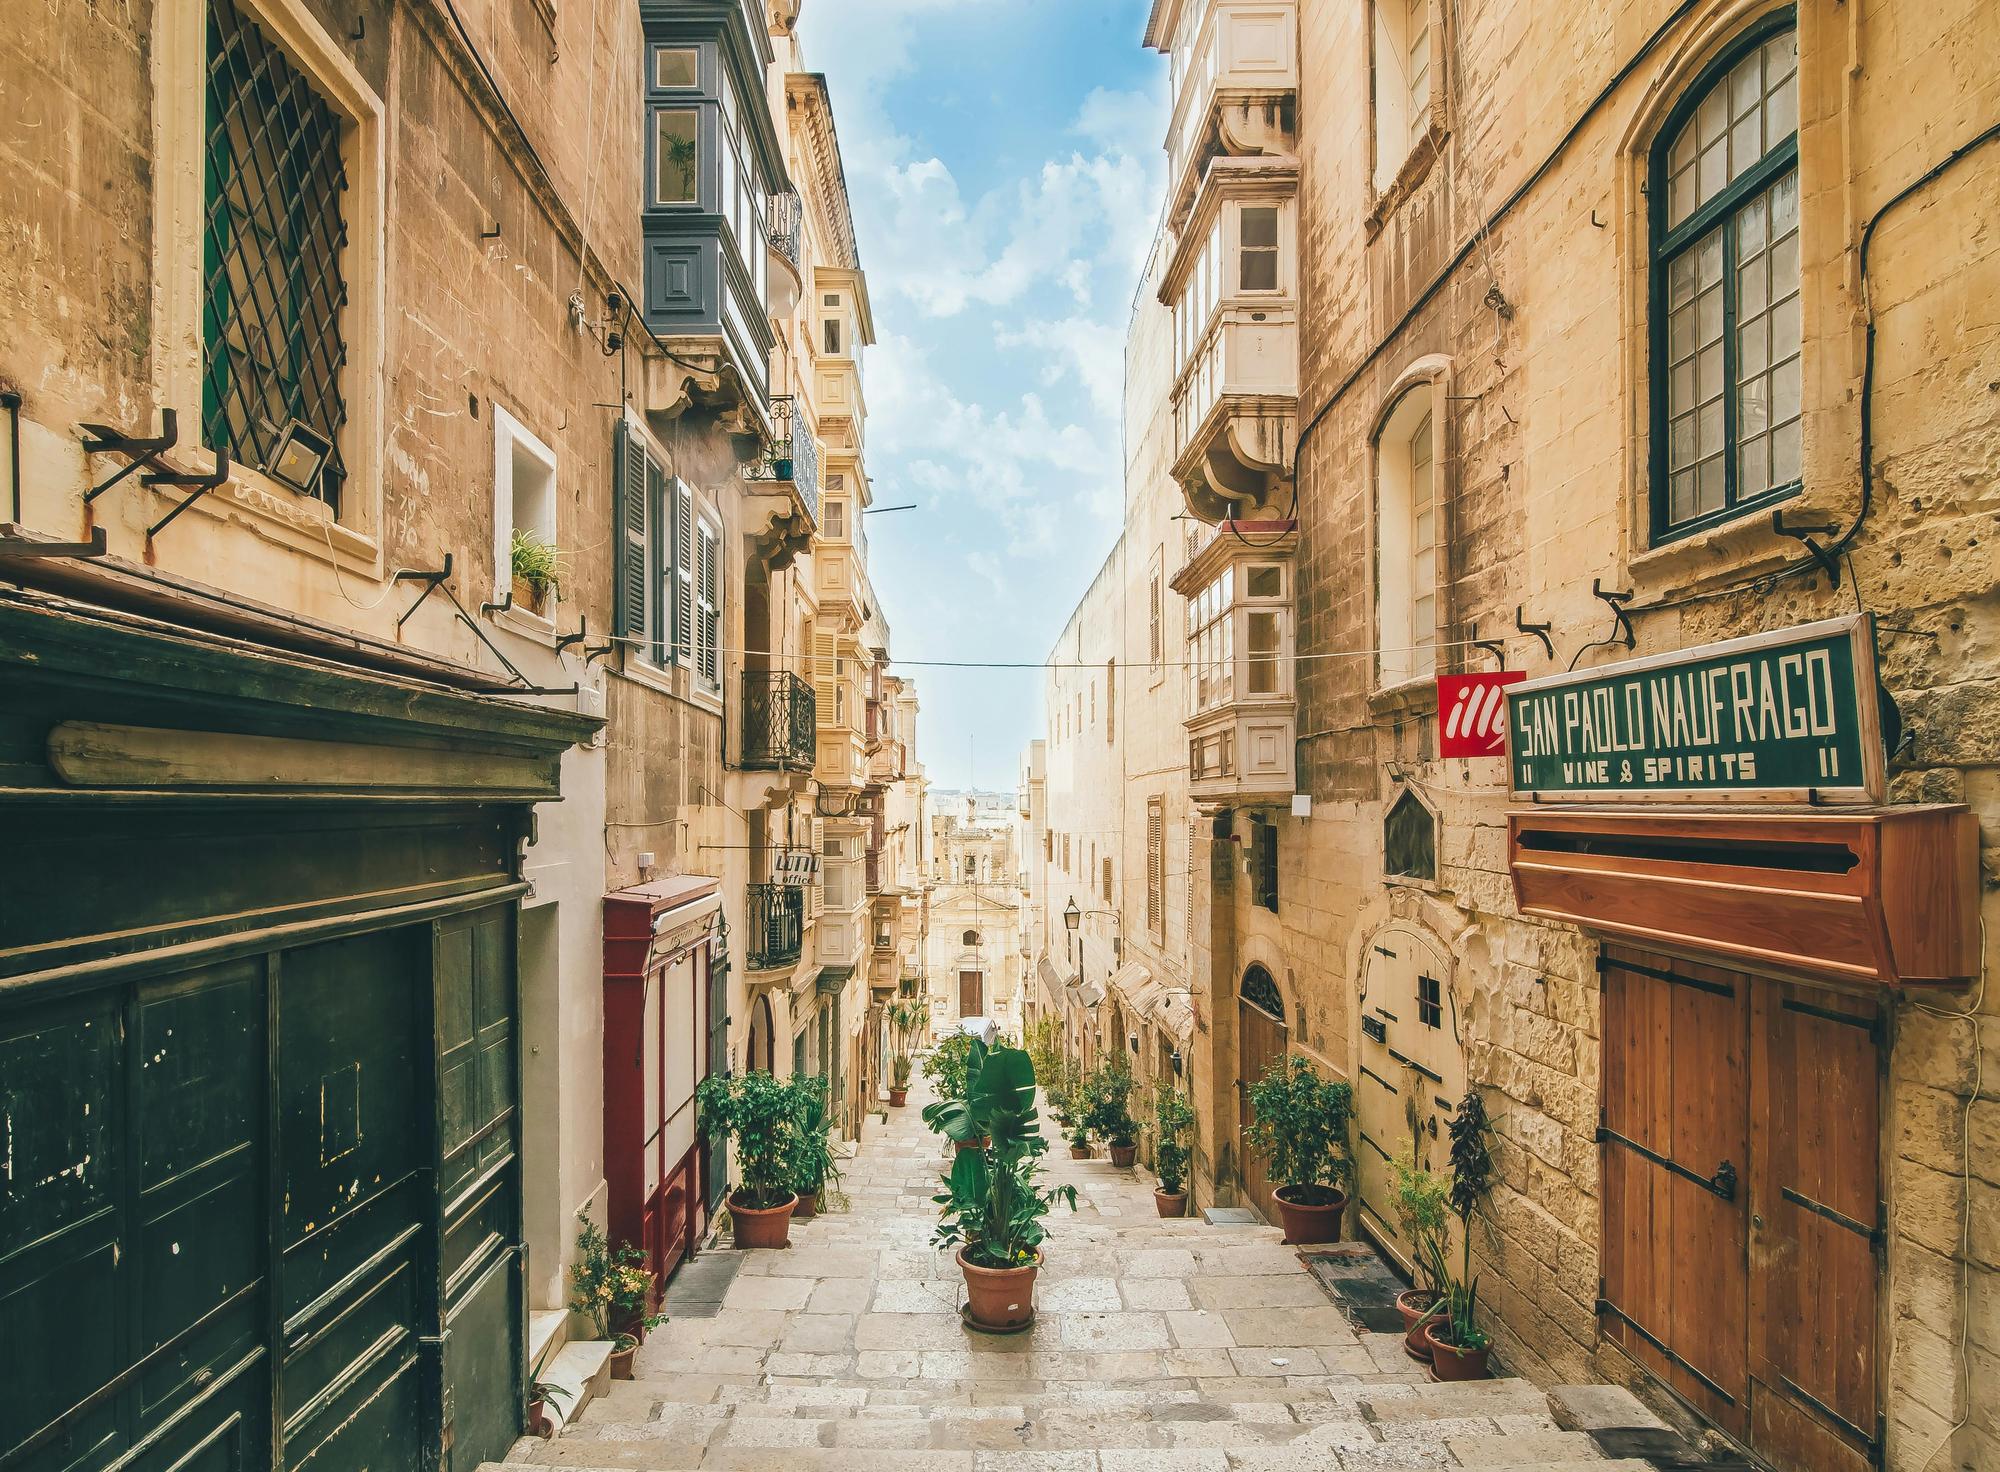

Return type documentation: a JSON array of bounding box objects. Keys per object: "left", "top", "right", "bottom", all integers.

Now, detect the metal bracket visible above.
[
  {"left": 0, "top": 522, "right": 109, "bottom": 559},
  {"left": 1771, "top": 510, "right": 1843, "bottom": 587},
  {"left": 1514, "top": 604, "right": 1554, "bottom": 660},
  {"left": 584, "top": 640, "right": 619, "bottom": 665},
  {"left": 394, "top": 553, "right": 453, "bottom": 629},
  {"left": 81, "top": 408, "right": 181, "bottom": 503},
  {"left": 1468, "top": 620, "right": 1508, "bottom": 670},
  {"left": 142, "top": 449, "right": 233, "bottom": 539},
  {"left": 1591, "top": 578, "right": 1637, "bottom": 650},
  {"left": 480, "top": 588, "right": 514, "bottom": 617},
  {"left": 555, "top": 615, "right": 589, "bottom": 656}
]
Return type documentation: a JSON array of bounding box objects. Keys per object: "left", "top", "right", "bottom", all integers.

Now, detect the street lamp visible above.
[{"left": 1063, "top": 898, "right": 1080, "bottom": 934}]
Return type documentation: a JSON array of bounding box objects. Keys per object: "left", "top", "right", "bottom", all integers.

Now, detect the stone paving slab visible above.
[{"left": 543, "top": 1077, "right": 1599, "bottom": 1471}]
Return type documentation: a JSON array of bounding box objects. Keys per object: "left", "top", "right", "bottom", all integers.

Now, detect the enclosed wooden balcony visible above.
[{"left": 1148, "top": 0, "right": 1298, "bottom": 231}]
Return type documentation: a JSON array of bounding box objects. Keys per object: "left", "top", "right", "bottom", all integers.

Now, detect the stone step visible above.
[
  {"left": 505, "top": 1440, "right": 1650, "bottom": 1470},
  {"left": 537, "top": 1338, "right": 614, "bottom": 1435}
]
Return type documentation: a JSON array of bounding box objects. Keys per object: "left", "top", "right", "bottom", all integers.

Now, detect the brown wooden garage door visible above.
[{"left": 1599, "top": 947, "right": 1879, "bottom": 1472}]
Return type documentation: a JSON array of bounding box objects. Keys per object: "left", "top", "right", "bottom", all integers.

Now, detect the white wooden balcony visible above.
[{"left": 1150, "top": 0, "right": 1297, "bottom": 230}]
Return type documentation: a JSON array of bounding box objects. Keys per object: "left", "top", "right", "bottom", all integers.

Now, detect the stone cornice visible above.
[{"left": 785, "top": 72, "right": 860, "bottom": 271}]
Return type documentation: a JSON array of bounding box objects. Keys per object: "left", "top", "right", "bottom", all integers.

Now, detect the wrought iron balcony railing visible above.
[
  {"left": 768, "top": 191, "right": 802, "bottom": 273},
  {"left": 747, "top": 883, "right": 804, "bottom": 970},
  {"left": 740, "top": 670, "right": 816, "bottom": 770},
  {"left": 742, "top": 393, "right": 820, "bottom": 526}
]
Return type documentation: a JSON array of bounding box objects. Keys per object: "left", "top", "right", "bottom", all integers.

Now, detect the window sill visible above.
[
  {"left": 1367, "top": 677, "right": 1436, "bottom": 721},
  {"left": 156, "top": 453, "right": 380, "bottom": 574},
  {"left": 1628, "top": 489, "right": 1815, "bottom": 602},
  {"left": 492, "top": 602, "right": 558, "bottom": 647},
  {"left": 1364, "top": 124, "right": 1446, "bottom": 242}
]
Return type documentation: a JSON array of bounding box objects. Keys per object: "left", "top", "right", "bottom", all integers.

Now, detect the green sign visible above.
[{"left": 1505, "top": 616, "right": 1883, "bottom": 801}]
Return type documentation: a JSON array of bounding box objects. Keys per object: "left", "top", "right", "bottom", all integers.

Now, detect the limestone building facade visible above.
[{"left": 1038, "top": 3, "right": 2000, "bottom": 1470}]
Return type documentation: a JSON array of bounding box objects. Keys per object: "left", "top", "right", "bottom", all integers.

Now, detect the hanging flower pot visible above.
[
  {"left": 1153, "top": 1188, "right": 1189, "bottom": 1218},
  {"left": 1273, "top": 1185, "right": 1347, "bottom": 1245},
  {"left": 958, "top": 1247, "right": 1040, "bottom": 1332},
  {"left": 729, "top": 1191, "right": 797, "bottom": 1249}
]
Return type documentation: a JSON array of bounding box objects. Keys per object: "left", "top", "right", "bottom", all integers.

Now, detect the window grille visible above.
[
  {"left": 1241, "top": 964, "right": 1284, "bottom": 1023},
  {"left": 1417, "top": 973, "right": 1443, "bottom": 1029},
  {"left": 203, "top": 0, "right": 350, "bottom": 508}
]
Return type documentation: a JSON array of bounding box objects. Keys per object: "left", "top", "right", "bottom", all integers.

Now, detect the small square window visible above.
[
  {"left": 1246, "top": 565, "right": 1282, "bottom": 598},
  {"left": 655, "top": 110, "right": 698, "bottom": 203},
  {"left": 823, "top": 294, "right": 841, "bottom": 307},
  {"left": 654, "top": 48, "right": 697, "bottom": 89},
  {"left": 824, "top": 499, "right": 846, "bottom": 539},
  {"left": 1417, "top": 973, "right": 1442, "bottom": 1029}
]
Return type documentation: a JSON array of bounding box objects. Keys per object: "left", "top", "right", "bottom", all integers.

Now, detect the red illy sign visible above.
[{"left": 1438, "top": 671, "right": 1527, "bottom": 758}]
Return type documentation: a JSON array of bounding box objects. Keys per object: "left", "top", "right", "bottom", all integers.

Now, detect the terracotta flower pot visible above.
[
  {"left": 1154, "top": 1188, "right": 1189, "bottom": 1218},
  {"left": 609, "top": 1342, "right": 638, "bottom": 1380},
  {"left": 527, "top": 1397, "right": 558, "bottom": 1438},
  {"left": 1397, "top": 1289, "right": 1442, "bottom": 1362},
  {"left": 794, "top": 1190, "right": 818, "bottom": 1219},
  {"left": 953, "top": 1134, "right": 990, "bottom": 1154},
  {"left": 889, "top": 1088, "right": 908, "bottom": 1107},
  {"left": 957, "top": 1247, "right": 1041, "bottom": 1331},
  {"left": 1273, "top": 1185, "right": 1347, "bottom": 1245},
  {"left": 1069, "top": 1144, "right": 1092, "bottom": 1159},
  {"left": 1423, "top": 1320, "right": 1491, "bottom": 1381},
  {"left": 729, "top": 1191, "right": 797, "bottom": 1249},
  {"left": 1109, "top": 1143, "right": 1137, "bottom": 1167}
]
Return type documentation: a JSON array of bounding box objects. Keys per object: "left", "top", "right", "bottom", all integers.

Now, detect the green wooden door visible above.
[
  {"left": 433, "top": 907, "right": 523, "bottom": 1472},
  {"left": 276, "top": 928, "right": 429, "bottom": 1472}
]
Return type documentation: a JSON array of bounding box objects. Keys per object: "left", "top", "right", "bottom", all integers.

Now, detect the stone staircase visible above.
[{"left": 503, "top": 1085, "right": 1658, "bottom": 1470}]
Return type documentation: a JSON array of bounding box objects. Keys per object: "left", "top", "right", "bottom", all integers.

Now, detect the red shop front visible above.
[{"left": 603, "top": 875, "right": 723, "bottom": 1286}]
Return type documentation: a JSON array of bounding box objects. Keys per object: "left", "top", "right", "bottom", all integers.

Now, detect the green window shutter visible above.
[
  {"left": 647, "top": 458, "right": 668, "bottom": 666},
  {"left": 672, "top": 480, "right": 695, "bottom": 666},
  {"left": 697, "top": 520, "right": 720, "bottom": 688},
  {"left": 612, "top": 420, "right": 649, "bottom": 640}
]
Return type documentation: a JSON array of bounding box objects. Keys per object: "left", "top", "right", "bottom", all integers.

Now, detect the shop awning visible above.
[
  {"left": 1106, "top": 960, "right": 1160, "bottom": 1013},
  {"left": 1066, "top": 975, "right": 1103, "bottom": 1009}
]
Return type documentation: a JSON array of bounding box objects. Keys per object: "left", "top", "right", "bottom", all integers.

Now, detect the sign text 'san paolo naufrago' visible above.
[{"left": 1504, "top": 616, "right": 1886, "bottom": 802}]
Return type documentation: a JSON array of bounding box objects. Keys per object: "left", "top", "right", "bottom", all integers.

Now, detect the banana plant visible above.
[{"left": 926, "top": 1042, "right": 1076, "bottom": 1268}]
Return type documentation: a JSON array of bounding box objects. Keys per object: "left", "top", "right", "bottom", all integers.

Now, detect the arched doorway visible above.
[
  {"left": 747, "top": 992, "right": 774, "bottom": 1074},
  {"left": 1236, "top": 963, "right": 1288, "bottom": 1224}
]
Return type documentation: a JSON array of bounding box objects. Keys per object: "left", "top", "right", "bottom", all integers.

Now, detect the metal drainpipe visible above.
[{"left": 3, "top": 389, "right": 21, "bottom": 522}]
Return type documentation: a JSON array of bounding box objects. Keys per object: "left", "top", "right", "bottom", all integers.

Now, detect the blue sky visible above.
[{"left": 796, "top": 0, "right": 1167, "bottom": 793}]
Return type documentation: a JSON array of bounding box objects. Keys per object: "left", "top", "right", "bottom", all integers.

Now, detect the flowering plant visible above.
[{"left": 568, "top": 1210, "right": 653, "bottom": 1341}]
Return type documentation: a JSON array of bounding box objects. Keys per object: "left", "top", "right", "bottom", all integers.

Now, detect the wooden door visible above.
[
  {"left": 959, "top": 970, "right": 982, "bottom": 1017},
  {"left": 1749, "top": 984, "right": 1880, "bottom": 1471},
  {"left": 1235, "top": 975, "right": 1287, "bottom": 1226},
  {"left": 1600, "top": 947, "right": 1750, "bottom": 1437},
  {"left": 1354, "top": 924, "right": 1464, "bottom": 1267}
]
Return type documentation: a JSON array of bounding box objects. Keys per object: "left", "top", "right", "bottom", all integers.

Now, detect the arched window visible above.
[
  {"left": 962, "top": 929, "right": 981, "bottom": 947},
  {"left": 1241, "top": 964, "right": 1285, "bottom": 1023},
  {"left": 1650, "top": 15, "right": 1800, "bottom": 541},
  {"left": 1375, "top": 382, "right": 1439, "bottom": 688},
  {"left": 1385, "top": 787, "right": 1437, "bottom": 881}
]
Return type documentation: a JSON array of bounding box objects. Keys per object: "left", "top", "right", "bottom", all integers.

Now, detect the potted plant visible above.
[
  {"left": 509, "top": 528, "right": 564, "bottom": 612},
  {"left": 1086, "top": 1057, "right": 1139, "bottom": 1166},
  {"left": 1152, "top": 1085, "right": 1195, "bottom": 1217},
  {"left": 695, "top": 1070, "right": 801, "bottom": 1249},
  {"left": 1243, "top": 1054, "right": 1355, "bottom": 1244},
  {"left": 926, "top": 1041, "right": 1078, "bottom": 1331},
  {"left": 526, "top": 1345, "right": 572, "bottom": 1438},
  {"left": 567, "top": 1210, "right": 655, "bottom": 1378},
  {"left": 887, "top": 1000, "right": 921, "bottom": 1106},
  {"left": 1421, "top": 1090, "right": 1498, "bottom": 1380},
  {"left": 923, "top": 1034, "right": 986, "bottom": 1149},
  {"left": 1067, "top": 1120, "right": 1092, "bottom": 1159},
  {"left": 1388, "top": 1146, "right": 1452, "bottom": 1361},
  {"left": 787, "top": 1073, "right": 842, "bottom": 1218}
]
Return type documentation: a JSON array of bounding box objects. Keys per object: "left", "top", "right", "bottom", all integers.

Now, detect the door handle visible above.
[{"left": 1711, "top": 1159, "right": 1738, "bottom": 1201}]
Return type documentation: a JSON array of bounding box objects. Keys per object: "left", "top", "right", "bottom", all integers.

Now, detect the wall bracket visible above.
[
  {"left": 1514, "top": 605, "right": 1554, "bottom": 661},
  {"left": 1590, "top": 578, "right": 1637, "bottom": 650},
  {"left": 81, "top": 408, "right": 181, "bottom": 504}
]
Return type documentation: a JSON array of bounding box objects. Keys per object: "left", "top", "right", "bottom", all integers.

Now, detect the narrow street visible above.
[{"left": 535, "top": 1078, "right": 1633, "bottom": 1471}]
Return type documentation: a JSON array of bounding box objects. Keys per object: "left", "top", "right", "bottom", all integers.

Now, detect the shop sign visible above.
[
  {"left": 1505, "top": 615, "right": 1884, "bottom": 802},
  {"left": 1438, "top": 671, "right": 1527, "bottom": 757},
  {"left": 773, "top": 849, "right": 821, "bottom": 885}
]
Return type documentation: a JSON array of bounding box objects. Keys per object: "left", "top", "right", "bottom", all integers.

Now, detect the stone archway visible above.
[{"left": 747, "top": 991, "right": 775, "bottom": 1074}]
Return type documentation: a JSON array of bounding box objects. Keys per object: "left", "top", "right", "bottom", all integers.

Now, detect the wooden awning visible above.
[{"left": 1507, "top": 806, "right": 1977, "bottom": 986}]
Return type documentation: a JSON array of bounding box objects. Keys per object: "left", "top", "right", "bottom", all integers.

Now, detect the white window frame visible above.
[
  {"left": 492, "top": 404, "right": 558, "bottom": 629},
  {"left": 1372, "top": 0, "right": 1436, "bottom": 194},
  {"left": 1375, "top": 379, "right": 1441, "bottom": 691}
]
